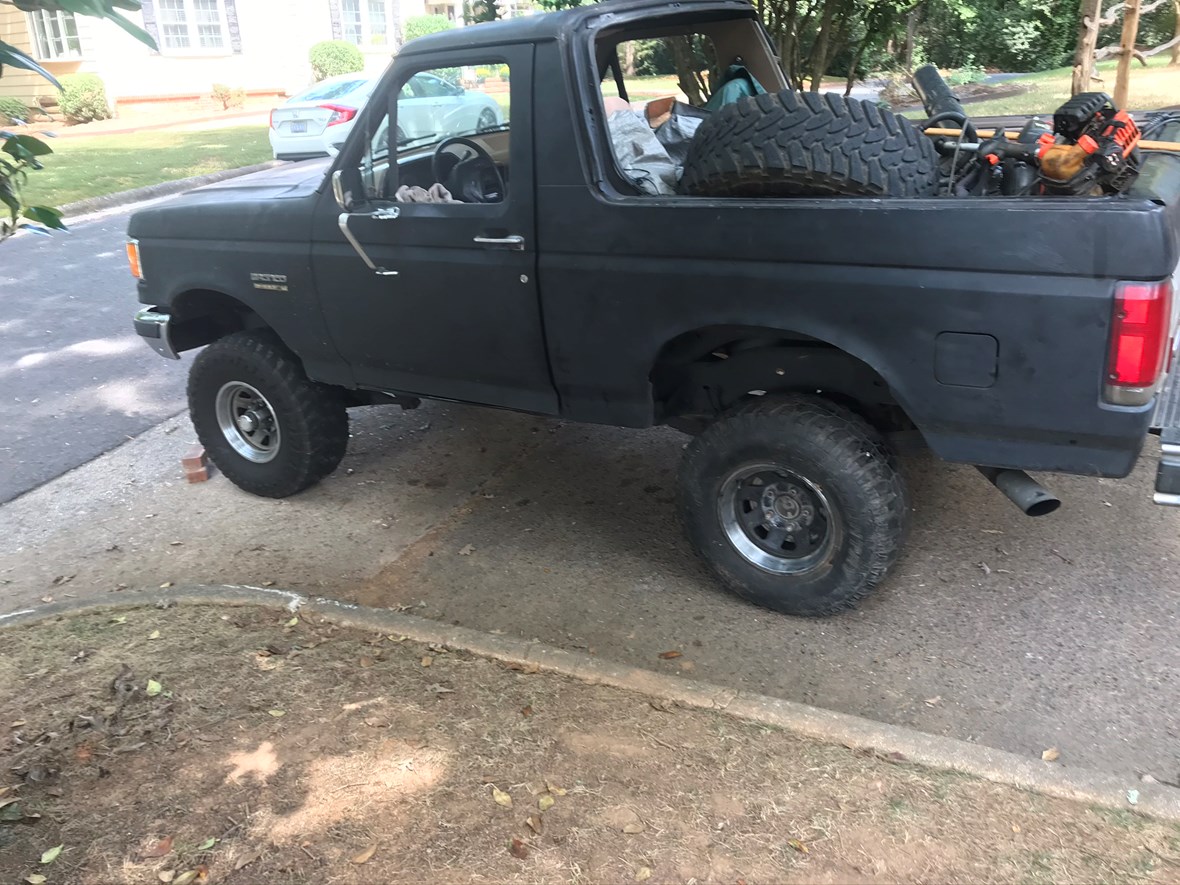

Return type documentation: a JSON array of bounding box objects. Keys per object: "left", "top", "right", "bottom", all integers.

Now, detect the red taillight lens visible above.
[
  {"left": 268, "top": 108, "right": 275, "bottom": 129},
  {"left": 1104, "top": 279, "right": 1173, "bottom": 404},
  {"left": 321, "top": 104, "right": 357, "bottom": 126}
]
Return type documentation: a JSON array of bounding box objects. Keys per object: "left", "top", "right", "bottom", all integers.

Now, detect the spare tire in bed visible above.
[{"left": 679, "top": 90, "right": 941, "bottom": 198}]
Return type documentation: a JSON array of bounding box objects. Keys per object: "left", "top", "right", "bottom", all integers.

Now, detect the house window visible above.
[
  {"left": 341, "top": 0, "right": 391, "bottom": 46},
  {"left": 27, "top": 10, "right": 83, "bottom": 61},
  {"left": 158, "top": 0, "right": 228, "bottom": 52}
]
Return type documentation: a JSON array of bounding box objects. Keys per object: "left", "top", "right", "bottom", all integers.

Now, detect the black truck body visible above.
[{"left": 129, "top": 0, "right": 1180, "bottom": 616}]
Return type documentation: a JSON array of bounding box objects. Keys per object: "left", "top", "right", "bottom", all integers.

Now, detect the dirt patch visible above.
[{"left": 1, "top": 604, "right": 1178, "bottom": 884}]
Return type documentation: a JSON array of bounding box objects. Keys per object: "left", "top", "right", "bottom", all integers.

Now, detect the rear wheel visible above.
[
  {"left": 476, "top": 108, "right": 497, "bottom": 132},
  {"left": 678, "top": 395, "right": 908, "bottom": 616},
  {"left": 188, "top": 330, "right": 348, "bottom": 498}
]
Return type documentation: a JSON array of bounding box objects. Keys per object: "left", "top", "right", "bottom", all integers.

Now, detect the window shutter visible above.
[
  {"left": 224, "top": 0, "right": 242, "bottom": 53},
  {"left": 328, "top": 0, "right": 343, "bottom": 40},
  {"left": 139, "top": 0, "right": 162, "bottom": 54}
]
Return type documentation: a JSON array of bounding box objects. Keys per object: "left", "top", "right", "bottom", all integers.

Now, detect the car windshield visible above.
[{"left": 293, "top": 79, "right": 370, "bottom": 103}]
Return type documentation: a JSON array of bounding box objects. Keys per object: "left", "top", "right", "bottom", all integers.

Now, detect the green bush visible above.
[
  {"left": 58, "top": 73, "right": 111, "bottom": 123},
  {"left": 0, "top": 97, "right": 29, "bottom": 124},
  {"left": 309, "top": 40, "right": 364, "bottom": 81},
  {"left": 211, "top": 82, "right": 246, "bottom": 109},
  {"left": 403, "top": 14, "right": 453, "bottom": 42},
  {"left": 946, "top": 63, "right": 987, "bottom": 87}
]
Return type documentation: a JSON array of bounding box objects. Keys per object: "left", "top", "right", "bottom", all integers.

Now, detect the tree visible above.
[
  {"left": 0, "top": 0, "right": 156, "bottom": 242},
  {"left": 1070, "top": 0, "right": 1180, "bottom": 95},
  {"left": 464, "top": 0, "right": 501, "bottom": 22},
  {"left": 404, "top": 14, "right": 454, "bottom": 42}
]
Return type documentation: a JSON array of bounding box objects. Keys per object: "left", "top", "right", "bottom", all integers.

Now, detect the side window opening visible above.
[{"left": 355, "top": 62, "right": 511, "bottom": 206}]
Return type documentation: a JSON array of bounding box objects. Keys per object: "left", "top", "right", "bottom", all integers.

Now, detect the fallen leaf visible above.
[
  {"left": 26, "top": 876, "right": 47, "bottom": 885},
  {"left": 421, "top": 656, "right": 433, "bottom": 668},
  {"left": 787, "top": 839, "right": 809, "bottom": 854},
  {"left": 234, "top": 850, "right": 262, "bottom": 871},
  {"left": 74, "top": 745, "right": 93, "bottom": 762},
  {"left": 149, "top": 630, "right": 161, "bottom": 641},
  {"left": 143, "top": 838, "right": 175, "bottom": 859},
  {"left": 146, "top": 679, "right": 163, "bottom": 697},
  {"left": 526, "top": 814, "right": 543, "bottom": 835},
  {"left": 1011, "top": 823, "right": 1021, "bottom": 834},
  {"left": 508, "top": 661, "right": 541, "bottom": 674},
  {"left": 351, "top": 844, "right": 378, "bottom": 864},
  {"left": 160, "top": 582, "right": 173, "bottom": 589},
  {"left": 1041, "top": 747, "right": 1060, "bottom": 762},
  {"left": 623, "top": 818, "right": 646, "bottom": 834},
  {"left": 110, "top": 616, "right": 127, "bottom": 625},
  {"left": 492, "top": 786, "right": 513, "bottom": 808},
  {"left": 254, "top": 654, "right": 279, "bottom": 672},
  {"left": 545, "top": 780, "right": 567, "bottom": 796},
  {"left": 158, "top": 872, "right": 175, "bottom": 884},
  {"left": 40, "top": 845, "right": 63, "bottom": 865},
  {"left": 359, "top": 657, "right": 375, "bottom": 668},
  {"left": 509, "top": 838, "right": 529, "bottom": 859},
  {"left": 924, "top": 696, "right": 942, "bottom": 707},
  {"left": 658, "top": 650, "right": 682, "bottom": 660},
  {"left": 539, "top": 794, "right": 555, "bottom": 812},
  {"left": 41, "top": 596, "right": 53, "bottom": 604},
  {"left": 521, "top": 705, "right": 533, "bottom": 718},
  {"left": 635, "top": 867, "right": 653, "bottom": 882},
  {"left": 285, "top": 617, "right": 299, "bottom": 628},
  {"left": 0, "top": 802, "right": 22, "bottom": 822},
  {"left": 196, "top": 837, "right": 216, "bottom": 851},
  {"left": 458, "top": 544, "right": 475, "bottom": 556},
  {"left": 268, "top": 710, "right": 286, "bottom": 718},
  {"left": 172, "top": 872, "right": 199, "bottom": 885},
  {"left": 9, "top": 720, "right": 25, "bottom": 728}
]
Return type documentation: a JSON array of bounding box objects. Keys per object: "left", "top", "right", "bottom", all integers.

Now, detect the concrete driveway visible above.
[{"left": 1, "top": 397, "right": 1176, "bottom": 784}]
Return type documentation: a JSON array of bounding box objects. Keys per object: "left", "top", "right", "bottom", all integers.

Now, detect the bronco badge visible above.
[{"left": 250, "top": 273, "right": 289, "bottom": 292}]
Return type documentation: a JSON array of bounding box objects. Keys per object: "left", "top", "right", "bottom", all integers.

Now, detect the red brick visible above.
[
  {"left": 184, "top": 465, "right": 209, "bottom": 484},
  {"left": 181, "top": 446, "right": 207, "bottom": 471}
]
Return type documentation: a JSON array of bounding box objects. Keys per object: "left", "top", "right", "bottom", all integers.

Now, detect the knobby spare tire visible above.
[{"left": 680, "top": 90, "right": 940, "bottom": 198}]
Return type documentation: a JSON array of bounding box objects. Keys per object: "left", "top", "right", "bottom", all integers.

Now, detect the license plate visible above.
[{"left": 290, "top": 121, "right": 307, "bottom": 134}]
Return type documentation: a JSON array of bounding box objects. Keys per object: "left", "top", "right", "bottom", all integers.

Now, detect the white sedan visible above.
[{"left": 269, "top": 72, "right": 504, "bottom": 160}]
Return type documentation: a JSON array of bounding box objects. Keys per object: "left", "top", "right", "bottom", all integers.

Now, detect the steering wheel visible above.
[{"left": 431, "top": 136, "right": 505, "bottom": 204}]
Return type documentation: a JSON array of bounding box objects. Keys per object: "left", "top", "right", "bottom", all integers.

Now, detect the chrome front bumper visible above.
[{"left": 133, "top": 308, "right": 179, "bottom": 360}]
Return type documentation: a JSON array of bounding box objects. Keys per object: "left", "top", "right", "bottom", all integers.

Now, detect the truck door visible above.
[{"left": 310, "top": 44, "right": 556, "bottom": 415}]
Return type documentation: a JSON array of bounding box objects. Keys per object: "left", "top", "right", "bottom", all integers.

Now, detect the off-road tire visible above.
[
  {"left": 679, "top": 395, "right": 908, "bottom": 616},
  {"left": 680, "top": 90, "right": 940, "bottom": 198},
  {"left": 188, "top": 330, "right": 349, "bottom": 498}
]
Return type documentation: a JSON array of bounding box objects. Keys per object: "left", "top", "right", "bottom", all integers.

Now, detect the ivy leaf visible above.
[
  {"left": 40, "top": 844, "right": 63, "bottom": 865},
  {"left": 24, "top": 206, "right": 66, "bottom": 231}
]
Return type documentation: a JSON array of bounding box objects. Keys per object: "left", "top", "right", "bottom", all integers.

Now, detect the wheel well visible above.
[
  {"left": 650, "top": 326, "right": 914, "bottom": 433},
  {"left": 168, "top": 289, "right": 269, "bottom": 353}
]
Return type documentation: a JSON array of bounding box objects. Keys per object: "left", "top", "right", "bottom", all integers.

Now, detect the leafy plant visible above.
[
  {"left": 404, "top": 14, "right": 453, "bottom": 42},
  {"left": 212, "top": 82, "right": 246, "bottom": 110},
  {"left": 946, "top": 62, "right": 987, "bottom": 85},
  {"left": 58, "top": 73, "right": 111, "bottom": 123},
  {"left": 309, "top": 40, "right": 364, "bottom": 81},
  {"left": 0, "top": 98, "right": 30, "bottom": 125}
]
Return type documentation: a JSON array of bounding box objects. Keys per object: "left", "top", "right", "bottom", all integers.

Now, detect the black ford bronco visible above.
[{"left": 129, "top": 0, "right": 1180, "bottom": 617}]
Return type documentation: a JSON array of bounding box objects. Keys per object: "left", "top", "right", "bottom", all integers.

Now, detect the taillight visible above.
[
  {"left": 1104, "top": 279, "right": 1173, "bottom": 405},
  {"left": 321, "top": 104, "right": 357, "bottom": 126},
  {"left": 268, "top": 108, "right": 275, "bottom": 129}
]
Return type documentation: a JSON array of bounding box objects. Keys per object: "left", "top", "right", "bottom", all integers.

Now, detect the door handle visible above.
[{"left": 473, "top": 235, "right": 524, "bottom": 251}]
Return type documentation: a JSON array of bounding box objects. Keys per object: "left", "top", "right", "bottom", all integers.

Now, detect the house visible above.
[{"left": 0, "top": 0, "right": 464, "bottom": 112}]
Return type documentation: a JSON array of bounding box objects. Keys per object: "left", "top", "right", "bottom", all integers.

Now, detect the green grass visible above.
[
  {"left": 908, "top": 55, "right": 1180, "bottom": 118},
  {"left": 23, "top": 125, "right": 272, "bottom": 208}
]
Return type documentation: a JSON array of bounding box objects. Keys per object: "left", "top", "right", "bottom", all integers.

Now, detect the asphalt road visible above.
[{"left": 0, "top": 202, "right": 186, "bottom": 503}]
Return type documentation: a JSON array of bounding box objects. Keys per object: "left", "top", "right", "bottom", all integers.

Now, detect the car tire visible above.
[
  {"left": 680, "top": 90, "right": 940, "bottom": 198},
  {"left": 476, "top": 108, "right": 497, "bottom": 132},
  {"left": 678, "top": 395, "right": 908, "bottom": 616},
  {"left": 188, "top": 330, "right": 349, "bottom": 498}
]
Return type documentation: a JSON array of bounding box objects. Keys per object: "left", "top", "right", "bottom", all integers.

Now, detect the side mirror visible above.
[{"left": 332, "top": 168, "right": 364, "bottom": 211}]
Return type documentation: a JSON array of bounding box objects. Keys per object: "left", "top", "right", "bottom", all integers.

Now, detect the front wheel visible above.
[
  {"left": 188, "top": 331, "right": 349, "bottom": 498},
  {"left": 678, "top": 395, "right": 908, "bottom": 616}
]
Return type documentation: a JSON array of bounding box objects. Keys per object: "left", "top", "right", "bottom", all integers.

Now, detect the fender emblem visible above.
[{"left": 250, "top": 272, "right": 288, "bottom": 292}]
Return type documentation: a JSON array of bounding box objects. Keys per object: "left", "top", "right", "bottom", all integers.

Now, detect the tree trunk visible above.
[
  {"left": 670, "top": 37, "right": 705, "bottom": 105},
  {"left": 845, "top": 34, "right": 868, "bottom": 96},
  {"left": 1071, "top": 0, "right": 1102, "bottom": 94},
  {"left": 1113, "top": 0, "right": 1142, "bottom": 106},
  {"left": 903, "top": 5, "right": 920, "bottom": 74},
  {"left": 809, "top": 0, "right": 839, "bottom": 91},
  {"left": 1172, "top": 0, "right": 1180, "bottom": 64},
  {"left": 623, "top": 39, "right": 636, "bottom": 76}
]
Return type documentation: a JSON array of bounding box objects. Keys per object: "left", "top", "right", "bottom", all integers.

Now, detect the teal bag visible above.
[{"left": 703, "top": 64, "right": 767, "bottom": 112}]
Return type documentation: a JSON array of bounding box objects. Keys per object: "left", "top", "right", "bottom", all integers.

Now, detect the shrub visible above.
[
  {"left": 946, "top": 64, "right": 987, "bottom": 87},
  {"left": 878, "top": 72, "right": 917, "bottom": 109},
  {"left": 0, "top": 97, "right": 30, "bottom": 124},
  {"left": 403, "top": 14, "right": 453, "bottom": 42},
  {"left": 309, "top": 40, "right": 364, "bottom": 81},
  {"left": 211, "top": 83, "right": 246, "bottom": 110},
  {"left": 58, "top": 73, "right": 111, "bottom": 123}
]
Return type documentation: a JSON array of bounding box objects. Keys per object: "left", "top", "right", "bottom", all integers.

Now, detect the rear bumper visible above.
[
  {"left": 133, "top": 307, "right": 179, "bottom": 360},
  {"left": 1154, "top": 366, "right": 1180, "bottom": 505}
]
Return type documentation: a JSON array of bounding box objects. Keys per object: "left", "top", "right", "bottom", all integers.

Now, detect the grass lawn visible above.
[
  {"left": 922, "top": 55, "right": 1180, "bottom": 117},
  {"left": 23, "top": 125, "right": 272, "bottom": 208}
]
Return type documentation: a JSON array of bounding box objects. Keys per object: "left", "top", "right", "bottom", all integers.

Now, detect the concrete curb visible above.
[
  {"left": 4, "top": 584, "right": 1179, "bottom": 822},
  {"left": 60, "top": 160, "right": 284, "bottom": 218}
]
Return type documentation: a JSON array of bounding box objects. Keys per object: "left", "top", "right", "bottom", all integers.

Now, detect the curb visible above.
[
  {"left": 59, "top": 160, "right": 285, "bottom": 218},
  {"left": 4, "top": 584, "right": 1179, "bottom": 822}
]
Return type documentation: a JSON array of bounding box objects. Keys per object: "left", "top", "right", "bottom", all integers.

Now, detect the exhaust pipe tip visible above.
[{"left": 976, "top": 467, "right": 1062, "bottom": 517}]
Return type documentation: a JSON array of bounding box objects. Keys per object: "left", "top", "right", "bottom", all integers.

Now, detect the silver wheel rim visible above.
[
  {"left": 477, "top": 109, "right": 496, "bottom": 132},
  {"left": 214, "top": 381, "right": 281, "bottom": 464},
  {"left": 717, "top": 462, "right": 843, "bottom": 575}
]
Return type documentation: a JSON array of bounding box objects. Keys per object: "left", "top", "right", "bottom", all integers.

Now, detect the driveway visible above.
[
  {"left": 0, "top": 202, "right": 186, "bottom": 503},
  {"left": 1, "top": 399, "right": 1176, "bottom": 784}
]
